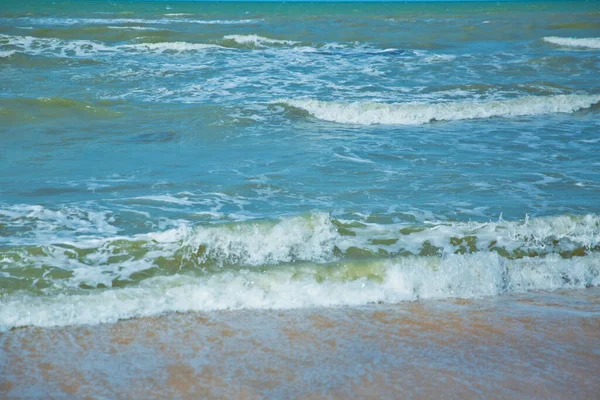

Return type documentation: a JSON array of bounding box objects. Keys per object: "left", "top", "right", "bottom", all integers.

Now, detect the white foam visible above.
[
  {"left": 1, "top": 252, "right": 598, "bottom": 331},
  {"left": 421, "top": 53, "right": 457, "bottom": 63},
  {"left": 0, "top": 204, "right": 118, "bottom": 246},
  {"left": 0, "top": 34, "right": 224, "bottom": 56},
  {"left": 0, "top": 33, "right": 113, "bottom": 57},
  {"left": 543, "top": 36, "right": 600, "bottom": 49},
  {"left": 106, "top": 26, "right": 161, "bottom": 31},
  {"left": 223, "top": 34, "right": 299, "bottom": 46},
  {"left": 119, "top": 42, "right": 224, "bottom": 53},
  {"left": 0, "top": 50, "right": 15, "bottom": 58},
  {"left": 2, "top": 212, "right": 600, "bottom": 330},
  {"left": 182, "top": 213, "right": 338, "bottom": 266},
  {"left": 5, "top": 17, "right": 262, "bottom": 26},
  {"left": 278, "top": 94, "right": 600, "bottom": 125},
  {"left": 132, "top": 195, "right": 195, "bottom": 205}
]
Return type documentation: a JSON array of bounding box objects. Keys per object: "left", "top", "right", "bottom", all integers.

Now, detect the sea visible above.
[{"left": 1, "top": 0, "right": 599, "bottom": 397}]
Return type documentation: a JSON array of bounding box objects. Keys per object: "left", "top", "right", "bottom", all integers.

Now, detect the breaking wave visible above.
[
  {"left": 543, "top": 36, "right": 600, "bottom": 49},
  {"left": 1, "top": 253, "right": 598, "bottom": 331},
  {"left": 0, "top": 50, "right": 16, "bottom": 58},
  {"left": 1, "top": 211, "right": 599, "bottom": 330},
  {"left": 223, "top": 34, "right": 300, "bottom": 47},
  {"left": 120, "top": 42, "right": 224, "bottom": 53},
  {"left": 0, "top": 34, "right": 225, "bottom": 57},
  {"left": 278, "top": 94, "right": 600, "bottom": 125}
]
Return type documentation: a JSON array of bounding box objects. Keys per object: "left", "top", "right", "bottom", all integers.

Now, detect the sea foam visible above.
[
  {"left": 543, "top": 37, "right": 600, "bottom": 49},
  {"left": 120, "top": 42, "right": 224, "bottom": 53},
  {"left": 278, "top": 94, "right": 600, "bottom": 125},
  {"left": 223, "top": 34, "right": 300, "bottom": 47},
  {"left": 0, "top": 34, "right": 224, "bottom": 56}
]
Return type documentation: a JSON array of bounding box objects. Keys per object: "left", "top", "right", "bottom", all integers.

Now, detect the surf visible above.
[
  {"left": 277, "top": 94, "right": 600, "bottom": 125},
  {"left": 543, "top": 36, "right": 600, "bottom": 49}
]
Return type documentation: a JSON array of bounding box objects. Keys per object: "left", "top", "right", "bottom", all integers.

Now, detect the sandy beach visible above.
[{"left": 2, "top": 287, "right": 599, "bottom": 399}]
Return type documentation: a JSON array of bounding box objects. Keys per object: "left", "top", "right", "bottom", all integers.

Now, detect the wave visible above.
[
  {"left": 277, "top": 94, "right": 600, "bottom": 125},
  {"left": 223, "top": 34, "right": 300, "bottom": 47},
  {"left": 1, "top": 17, "right": 262, "bottom": 26},
  {"left": 106, "top": 26, "right": 161, "bottom": 31},
  {"left": 0, "top": 33, "right": 113, "bottom": 57},
  {"left": 543, "top": 36, "right": 600, "bottom": 49},
  {"left": 0, "top": 50, "right": 16, "bottom": 58},
  {"left": 1, "top": 252, "right": 598, "bottom": 331},
  {"left": 1, "top": 211, "right": 599, "bottom": 329},
  {"left": 0, "top": 34, "right": 225, "bottom": 57},
  {"left": 119, "top": 42, "right": 224, "bottom": 53},
  {"left": 1, "top": 211, "right": 599, "bottom": 287}
]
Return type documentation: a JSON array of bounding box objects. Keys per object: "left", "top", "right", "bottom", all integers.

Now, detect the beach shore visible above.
[{"left": 2, "top": 287, "right": 599, "bottom": 399}]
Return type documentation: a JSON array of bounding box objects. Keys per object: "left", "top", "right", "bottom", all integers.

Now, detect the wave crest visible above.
[
  {"left": 543, "top": 36, "right": 600, "bottom": 49},
  {"left": 1, "top": 212, "right": 600, "bottom": 329},
  {"left": 277, "top": 94, "right": 600, "bottom": 125},
  {"left": 1, "top": 252, "right": 598, "bottom": 330},
  {"left": 223, "top": 34, "right": 299, "bottom": 47},
  {"left": 0, "top": 34, "right": 225, "bottom": 56},
  {"left": 120, "top": 42, "right": 224, "bottom": 53}
]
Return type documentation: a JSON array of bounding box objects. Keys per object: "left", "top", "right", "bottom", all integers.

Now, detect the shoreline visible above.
[{"left": 2, "top": 287, "right": 599, "bottom": 398}]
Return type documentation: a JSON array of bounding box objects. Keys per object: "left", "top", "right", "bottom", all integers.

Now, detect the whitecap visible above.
[
  {"left": 223, "top": 34, "right": 299, "bottom": 46},
  {"left": 278, "top": 94, "right": 600, "bottom": 125},
  {"left": 543, "top": 36, "right": 600, "bottom": 49}
]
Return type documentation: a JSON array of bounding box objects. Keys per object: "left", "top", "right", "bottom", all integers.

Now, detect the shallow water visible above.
[
  {"left": 1, "top": 0, "right": 599, "bottom": 330},
  {"left": 1, "top": 288, "right": 599, "bottom": 398}
]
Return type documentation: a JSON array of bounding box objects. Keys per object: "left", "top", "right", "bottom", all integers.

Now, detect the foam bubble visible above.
[
  {"left": 278, "top": 94, "right": 600, "bottom": 125},
  {"left": 543, "top": 37, "right": 600, "bottom": 49}
]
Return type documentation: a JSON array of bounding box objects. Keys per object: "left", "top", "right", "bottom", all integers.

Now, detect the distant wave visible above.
[
  {"left": 0, "top": 34, "right": 225, "bottom": 56},
  {"left": 0, "top": 17, "right": 262, "bottom": 26},
  {"left": 223, "top": 34, "right": 299, "bottom": 47},
  {"left": 0, "top": 33, "right": 113, "bottom": 57},
  {"left": 543, "top": 37, "right": 600, "bottom": 49},
  {"left": 278, "top": 94, "right": 600, "bottom": 125},
  {"left": 120, "top": 42, "right": 224, "bottom": 53},
  {"left": 106, "top": 26, "right": 161, "bottom": 31},
  {"left": 163, "top": 13, "right": 195, "bottom": 17}
]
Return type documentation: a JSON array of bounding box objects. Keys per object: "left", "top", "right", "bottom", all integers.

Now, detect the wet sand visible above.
[{"left": 2, "top": 288, "right": 599, "bottom": 399}]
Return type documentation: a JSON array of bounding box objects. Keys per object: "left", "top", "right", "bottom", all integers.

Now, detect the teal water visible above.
[{"left": 1, "top": 1, "right": 599, "bottom": 330}]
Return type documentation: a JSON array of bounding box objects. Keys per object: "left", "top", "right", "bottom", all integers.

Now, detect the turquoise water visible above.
[{"left": 0, "top": 1, "right": 599, "bottom": 329}]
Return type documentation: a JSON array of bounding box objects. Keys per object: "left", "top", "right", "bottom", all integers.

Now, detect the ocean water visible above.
[{"left": 1, "top": 0, "right": 600, "bottom": 331}]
